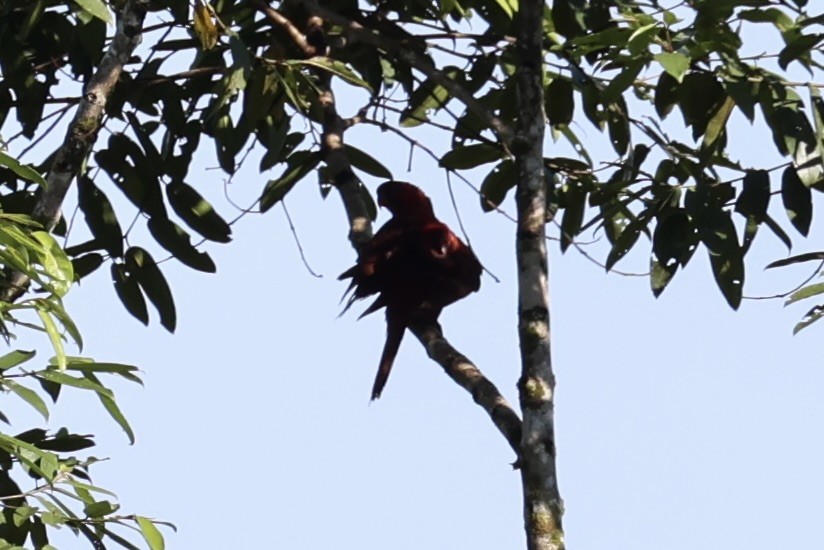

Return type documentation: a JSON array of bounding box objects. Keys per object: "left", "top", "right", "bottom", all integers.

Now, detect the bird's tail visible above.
[{"left": 371, "top": 312, "right": 405, "bottom": 400}]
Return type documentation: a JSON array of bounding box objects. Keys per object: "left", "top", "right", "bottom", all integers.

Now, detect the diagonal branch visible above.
[
  {"left": 254, "top": 3, "right": 522, "bottom": 454},
  {"left": 0, "top": 0, "right": 151, "bottom": 303}
]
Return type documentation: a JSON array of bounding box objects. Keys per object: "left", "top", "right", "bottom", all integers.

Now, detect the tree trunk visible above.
[{"left": 513, "top": 0, "right": 565, "bottom": 548}]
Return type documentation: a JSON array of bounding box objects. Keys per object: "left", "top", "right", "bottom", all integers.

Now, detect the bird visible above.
[{"left": 339, "top": 181, "right": 482, "bottom": 400}]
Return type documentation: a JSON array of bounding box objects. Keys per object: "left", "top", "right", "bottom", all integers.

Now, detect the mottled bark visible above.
[
  {"left": 0, "top": 0, "right": 150, "bottom": 303},
  {"left": 513, "top": 0, "right": 565, "bottom": 549}
]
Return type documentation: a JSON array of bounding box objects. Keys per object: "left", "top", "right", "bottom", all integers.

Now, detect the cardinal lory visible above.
[{"left": 339, "top": 181, "right": 482, "bottom": 400}]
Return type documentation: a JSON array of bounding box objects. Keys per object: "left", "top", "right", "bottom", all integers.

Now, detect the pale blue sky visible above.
[{"left": 3, "top": 10, "right": 823, "bottom": 550}]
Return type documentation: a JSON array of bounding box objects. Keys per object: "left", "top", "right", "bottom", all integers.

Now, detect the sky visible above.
[{"left": 3, "top": 7, "right": 824, "bottom": 550}]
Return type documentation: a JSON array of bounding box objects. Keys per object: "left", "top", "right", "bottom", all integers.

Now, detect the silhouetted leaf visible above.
[
  {"left": 167, "top": 182, "right": 231, "bottom": 243},
  {"left": 479, "top": 160, "right": 516, "bottom": 212},
  {"left": 781, "top": 166, "right": 812, "bottom": 236},
  {"left": 111, "top": 264, "right": 148, "bottom": 326},
  {"left": 440, "top": 144, "right": 503, "bottom": 170},
  {"left": 77, "top": 176, "right": 123, "bottom": 258},
  {"left": 148, "top": 217, "right": 216, "bottom": 273},
  {"left": 125, "top": 247, "right": 176, "bottom": 333},
  {"left": 546, "top": 78, "right": 574, "bottom": 126},
  {"left": 260, "top": 151, "right": 321, "bottom": 211}
]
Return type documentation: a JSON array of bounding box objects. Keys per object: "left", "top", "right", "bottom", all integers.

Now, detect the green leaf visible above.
[
  {"left": 77, "top": 176, "right": 123, "bottom": 258},
  {"left": 111, "top": 263, "right": 149, "bottom": 326},
  {"left": 125, "top": 247, "right": 176, "bottom": 333},
  {"left": 167, "top": 182, "right": 232, "bottom": 243},
  {"left": 702, "top": 97, "right": 735, "bottom": 151},
  {"left": 0, "top": 151, "right": 47, "bottom": 188},
  {"left": 290, "top": 57, "right": 372, "bottom": 92},
  {"left": 73, "top": 0, "right": 112, "bottom": 24},
  {"left": 37, "top": 310, "right": 66, "bottom": 371},
  {"left": 37, "top": 370, "right": 112, "bottom": 397},
  {"left": 147, "top": 217, "right": 216, "bottom": 273},
  {"left": 5, "top": 381, "right": 48, "bottom": 420},
  {"left": 137, "top": 516, "right": 165, "bottom": 550},
  {"left": 259, "top": 151, "right": 321, "bottom": 212},
  {"left": 606, "top": 99, "right": 629, "bottom": 155},
  {"left": 781, "top": 166, "right": 812, "bottom": 236},
  {"left": 344, "top": 145, "right": 392, "bottom": 179},
  {"left": 786, "top": 282, "right": 824, "bottom": 306},
  {"left": 778, "top": 33, "right": 822, "bottom": 70},
  {"left": 605, "top": 214, "right": 650, "bottom": 271},
  {"left": 440, "top": 144, "right": 504, "bottom": 170},
  {"left": 479, "top": 160, "right": 516, "bottom": 212},
  {"left": 602, "top": 59, "right": 645, "bottom": 104},
  {"left": 654, "top": 52, "right": 690, "bottom": 83},
  {"left": 0, "top": 350, "right": 35, "bottom": 371},
  {"left": 793, "top": 305, "right": 824, "bottom": 335},
  {"left": 84, "top": 500, "right": 118, "bottom": 518},
  {"left": 87, "top": 372, "right": 135, "bottom": 444},
  {"left": 546, "top": 78, "right": 574, "bottom": 126},
  {"left": 400, "top": 68, "right": 461, "bottom": 127}
]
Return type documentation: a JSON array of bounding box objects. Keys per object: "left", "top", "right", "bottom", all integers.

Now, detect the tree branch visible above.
[
  {"left": 0, "top": 0, "right": 151, "bottom": 303},
  {"left": 410, "top": 323, "right": 522, "bottom": 455}
]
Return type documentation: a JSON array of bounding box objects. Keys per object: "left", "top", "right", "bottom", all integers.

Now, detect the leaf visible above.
[
  {"left": 602, "top": 59, "right": 645, "bottom": 104},
  {"left": 735, "top": 170, "right": 770, "bottom": 222},
  {"left": 192, "top": 2, "right": 219, "bottom": 50},
  {"left": 37, "top": 310, "right": 66, "bottom": 371},
  {"left": 605, "top": 214, "right": 649, "bottom": 271},
  {"left": 37, "top": 370, "right": 112, "bottom": 396},
  {"left": 560, "top": 182, "right": 587, "bottom": 253},
  {"left": 793, "top": 305, "right": 824, "bottom": 335},
  {"left": 0, "top": 350, "right": 35, "bottom": 371},
  {"left": 167, "top": 182, "right": 232, "bottom": 243},
  {"left": 781, "top": 166, "right": 812, "bottom": 236},
  {"left": 606, "top": 99, "right": 629, "bottom": 155},
  {"left": 137, "top": 516, "right": 165, "bottom": 550},
  {"left": 290, "top": 58, "right": 372, "bottom": 92},
  {"left": 786, "top": 282, "right": 824, "bottom": 306},
  {"left": 654, "top": 52, "right": 690, "bottom": 83},
  {"left": 546, "top": 78, "right": 574, "bottom": 126},
  {"left": 766, "top": 252, "right": 824, "bottom": 269},
  {"left": 701, "top": 97, "right": 735, "bottom": 151},
  {"left": 440, "top": 144, "right": 504, "bottom": 170},
  {"left": 778, "top": 33, "right": 822, "bottom": 70},
  {"left": 654, "top": 71, "right": 679, "bottom": 119},
  {"left": 479, "top": 160, "right": 516, "bottom": 212},
  {"left": 5, "top": 381, "right": 48, "bottom": 420},
  {"left": 259, "top": 151, "right": 321, "bottom": 211},
  {"left": 344, "top": 145, "right": 392, "bottom": 179},
  {"left": 0, "top": 151, "right": 47, "bottom": 188},
  {"left": 72, "top": 253, "right": 105, "bottom": 280},
  {"left": 400, "top": 68, "right": 461, "bottom": 127},
  {"left": 764, "top": 214, "right": 792, "bottom": 251},
  {"left": 73, "top": 0, "right": 112, "bottom": 25},
  {"left": 86, "top": 372, "right": 135, "bottom": 444},
  {"left": 699, "top": 210, "right": 744, "bottom": 310},
  {"left": 111, "top": 263, "right": 148, "bottom": 326},
  {"left": 125, "top": 247, "right": 176, "bottom": 333},
  {"left": 77, "top": 176, "right": 123, "bottom": 258},
  {"left": 147, "top": 217, "right": 216, "bottom": 273}
]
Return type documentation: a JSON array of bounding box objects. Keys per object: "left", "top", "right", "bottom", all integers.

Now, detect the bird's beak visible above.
[{"left": 377, "top": 195, "right": 386, "bottom": 208}]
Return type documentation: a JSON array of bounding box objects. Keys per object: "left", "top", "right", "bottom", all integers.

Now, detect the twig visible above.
[{"left": 281, "top": 200, "right": 322, "bottom": 278}]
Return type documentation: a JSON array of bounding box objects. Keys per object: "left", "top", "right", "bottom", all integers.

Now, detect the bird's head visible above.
[{"left": 376, "top": 181, "right": 435, "bottom": 221}]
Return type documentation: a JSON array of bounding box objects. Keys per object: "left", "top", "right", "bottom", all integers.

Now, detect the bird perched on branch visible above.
[{"left": 339, "top": 181, "right": 482, "bottom": 400}]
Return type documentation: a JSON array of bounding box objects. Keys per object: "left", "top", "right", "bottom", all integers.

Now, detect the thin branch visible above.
[{"left": 281, "top": 200, "right": 322, "bottom": 278}]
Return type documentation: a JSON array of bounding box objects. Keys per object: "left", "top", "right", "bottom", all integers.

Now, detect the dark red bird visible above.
[{"left": 339, "top": 181, "right": 482, "bottom": 400}]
